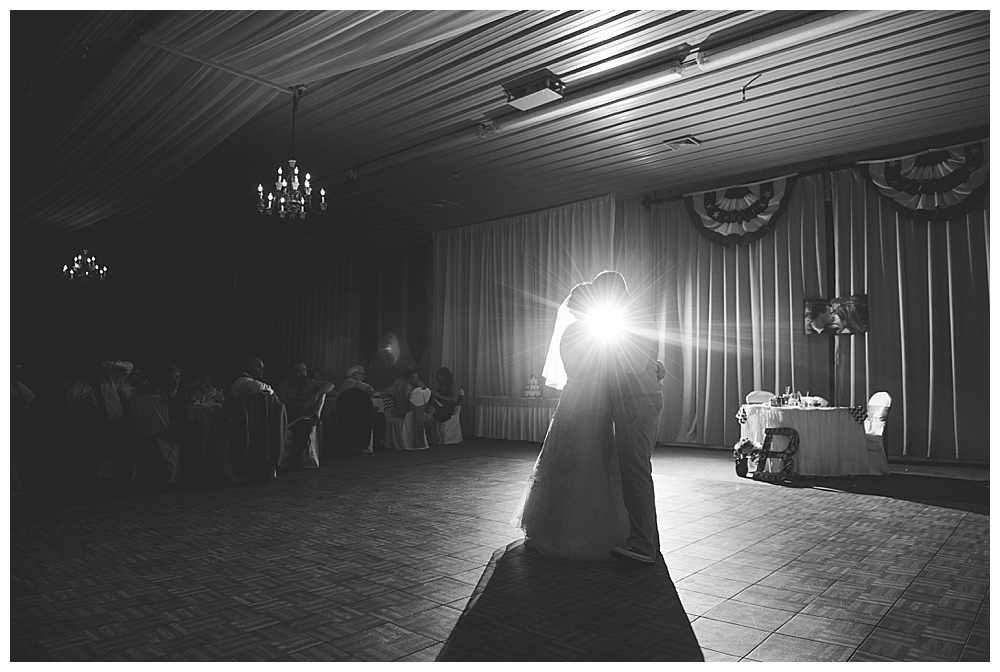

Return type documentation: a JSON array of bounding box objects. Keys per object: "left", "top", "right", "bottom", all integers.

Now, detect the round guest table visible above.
[{"left": 475, "top": 396, "right": 559, "bottom": 443}]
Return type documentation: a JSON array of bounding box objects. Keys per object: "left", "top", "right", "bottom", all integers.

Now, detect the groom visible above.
[{"left": 592, "top": 270, "right": 665, "bottom": 564}]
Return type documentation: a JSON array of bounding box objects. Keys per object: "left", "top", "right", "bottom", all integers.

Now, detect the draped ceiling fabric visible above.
[
  {"left": 14, "top": 10, "right": 514, "bottom": 233},
  {"left": 432, "top": 195, "right": 615, "bottom": 434},
  {"left": 858, "top": 141, "right": 989, "bottom": 222},
  {"left": 683, "top": 176, "right": 797, "bottom": 246},
  {"left": 615, "top": 176, "right": 829, "bottom": 447},
  {"left": 833, "top": 167, "right": 989, "bottom": 462}
]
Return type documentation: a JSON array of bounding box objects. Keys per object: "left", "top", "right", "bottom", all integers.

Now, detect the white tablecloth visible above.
[
  {"left": 739, "top": 404, "right": 890, "bottom": 477},
  {"left": 475, "top": 397, "right": 559, "bottom": 442}
]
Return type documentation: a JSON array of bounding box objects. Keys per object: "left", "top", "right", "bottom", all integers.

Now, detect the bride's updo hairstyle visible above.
[{"left": 566, "top": 282, "right": 595, "bottom": 318}]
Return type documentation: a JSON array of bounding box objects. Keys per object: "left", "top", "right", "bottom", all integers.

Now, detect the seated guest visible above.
[
  {"left": 406, "top": 368, "right": 428, "bottom": 402},
  {"left": 387, "top": 368, "right": 428, "bottom": 416},
  {"left": 84, "top": 360, "right": 136, "bottom": 480},
  {"left": 385, "top": 376, "right": 411, "bottom": 420},
  {"left": 339, "top": 365, "right": 376, "bottom": 395},
  {"left": 128, "top": 368, "right": 182, "bottom": 483},
  {"left": 428, "top": 367, "right": 461, "bottom": 424},
  {"left": 337, "top": 365, "right": 386, "bottom": 452},
  {"left": 277, "top": 361, "right": 335, "bottom": 469},
  {"left": 278, "top": 361, "right": 334, "bottom": 421},
  {"left": 12, "top": 375, "right": 36, "bottom": 412},
  {"left": 11, "top": 373, "right": 36, "bottom": 494},
  {"left": 231, "top": 357, "right": 274, "bottom": 397}
]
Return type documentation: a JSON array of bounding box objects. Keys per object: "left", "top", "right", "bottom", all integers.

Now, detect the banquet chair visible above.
[
  {"left": 400, "top": 387, "right": 432, "bottom": 450},
  {"left": 334, "top": 388, "right": 374, "bottom": 454},
  {"left": 429, "top": 388, "right": 464, "bottom": 445},
  {"left": 865, "top": 391, "right": 892, "bottom": 452},
  {"left": 280, "top": 393, "right": 325, "bottom": 469},
  {"left": 385, "top": 416, "right": 405, "bottom": 449},
  {"left": 225, "top": 393, "right": 287, "bottom": 482},
  {"left": 745, "top": 390, "right": 775, "bottom": 404}
]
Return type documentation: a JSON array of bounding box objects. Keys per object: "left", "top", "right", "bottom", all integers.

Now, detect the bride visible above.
[{"left": 512, "top": 282, "right": 629, "bottom": 560}]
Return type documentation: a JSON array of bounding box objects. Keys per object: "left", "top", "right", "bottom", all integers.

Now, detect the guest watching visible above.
[
  {"left": 428, "top": 367, "right": 461, "bottom": 424},
  {"left": 339, "top": 365, "right": 375, "bottom": 395},
  {"left": 277, "top": 361, "right": 334, "bottom": 421},
  {"left": 231, "top": 357, "right": 274, "bottom": 397},
  {"left": 338, "top": 365, "right": 387, "bottom": 452}
]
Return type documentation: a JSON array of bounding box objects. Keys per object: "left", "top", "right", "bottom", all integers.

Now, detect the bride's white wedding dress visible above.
[{"left": 513, "top": 321, "right": 630, "bottom": 560}]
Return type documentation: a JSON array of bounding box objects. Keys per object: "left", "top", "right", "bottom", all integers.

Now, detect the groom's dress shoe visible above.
[{"left": 610, "top": 546, "right": 655, "bottom": 563}]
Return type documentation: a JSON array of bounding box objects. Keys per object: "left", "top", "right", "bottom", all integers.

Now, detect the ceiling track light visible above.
[
  {"left": 357, "top": 12, "right": 889, "bottom": 177},
  {"left": 501, "top": 69, "right": 566, "bottom": 111},
  {"left": 695, "top": 10, "right": 888, "bottom": 72}
]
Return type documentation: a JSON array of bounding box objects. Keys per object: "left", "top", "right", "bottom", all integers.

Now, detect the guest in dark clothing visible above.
[
  {"left": 428, "top": 367, "right": 461, "bottom": 424},
  {"left": 277, "top": 361, "right": 335, "bottom": 422}
]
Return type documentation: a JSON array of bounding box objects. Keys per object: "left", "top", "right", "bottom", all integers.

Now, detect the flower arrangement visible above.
[
  {"left": 188, "top": 377, "right": 225, "bottom": 406},
  {"left": 733, "top": 438, "right": 762, "bottom": 479}
]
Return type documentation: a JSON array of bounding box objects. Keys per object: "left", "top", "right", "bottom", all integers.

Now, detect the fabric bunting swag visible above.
[
  {"left": 859, "top": 142, "right": 989, "bottom": 222},
  {"left": 684, "top": 176, "right": 796, "bottom": 246}
]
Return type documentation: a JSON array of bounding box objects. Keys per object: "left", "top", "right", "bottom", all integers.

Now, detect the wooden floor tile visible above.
[{"left": 10, "top": 442, "right": 988, "bottom": 662}]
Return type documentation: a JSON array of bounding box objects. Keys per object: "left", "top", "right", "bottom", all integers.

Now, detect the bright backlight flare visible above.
[{"left": 589, "top": 304, "right": 625, "bottom": 341}]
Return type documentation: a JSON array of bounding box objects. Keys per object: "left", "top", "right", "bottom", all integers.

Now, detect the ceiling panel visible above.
[{"left": 11, "top": 9, "right": 989, "bottom": 251}]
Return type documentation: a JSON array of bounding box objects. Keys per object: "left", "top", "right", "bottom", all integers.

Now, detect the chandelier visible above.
[
  {"left": 63, "top": 249, "right": 107, "bottom": 283},
  {"left": 257, "top": 87, "right": 326, "bottom": 219}
]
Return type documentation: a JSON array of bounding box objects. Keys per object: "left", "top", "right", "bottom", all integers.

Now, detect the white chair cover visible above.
[
  {"left": 429, "top": 388, "right": 463, "bottom": 445},
  {"left": 865, "top": 391, "right": 892, "bottom": 452},
  {"left": 745, "top": 390, "right": 775, "bottom": 404},
  {"left": 401, "top": 387, "right": 432, "bottom": 450},
  {"left": 385, "top": 416, "right": 406, "bottom": 449},
  {"left": 279, "top": 393, "right": 324, "bottom": 468}
]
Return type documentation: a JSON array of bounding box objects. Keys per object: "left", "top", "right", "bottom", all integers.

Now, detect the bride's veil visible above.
[{"left": 541, "top": 288, "right": 580, "bottom": 390}]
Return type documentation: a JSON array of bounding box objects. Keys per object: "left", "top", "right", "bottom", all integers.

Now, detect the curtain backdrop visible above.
[
  {"left": 240, "top": 253, "right": 362, "bottom": 383},
  {"left": 614, "top": 175, "right": 830, "bottom": 447},
  {"left": 432, "top": 195, "right": 616, "bottom": 433},
  {"left": 832, "top": 168, "right": 989, "bottom": 461}
]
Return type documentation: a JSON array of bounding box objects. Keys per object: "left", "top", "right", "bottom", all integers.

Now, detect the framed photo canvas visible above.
[{"left": 804, "top": 295, "right": 869, "bottom": 335}]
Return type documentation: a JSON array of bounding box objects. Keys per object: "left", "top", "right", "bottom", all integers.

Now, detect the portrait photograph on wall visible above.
[{"left": 804, "top": 295, "right": 869, "bottom": 335}]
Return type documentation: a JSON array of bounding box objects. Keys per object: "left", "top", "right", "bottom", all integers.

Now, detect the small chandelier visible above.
[
  {"left": 63, "top": 249, "right": 107, "bottom": 283},
  {"left": 257, "top": 87, "right": 326, "bottom": 219}
]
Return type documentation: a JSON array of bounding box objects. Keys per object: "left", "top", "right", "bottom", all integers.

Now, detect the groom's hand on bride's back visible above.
[{"left": 655, "top": 360, "right": 666, "bottom": 383}]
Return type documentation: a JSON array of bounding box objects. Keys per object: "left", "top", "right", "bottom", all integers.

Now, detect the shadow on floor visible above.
[
  {"left": 438, "top": 540, "right": 704, "bottom": 661},
  {"left": 787, "top": 473, "right": 990, "bottom": 515}
]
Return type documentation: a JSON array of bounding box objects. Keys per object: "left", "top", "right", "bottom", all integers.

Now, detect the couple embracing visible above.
[{"left": 513, "top": 271, "right": 665, "bottom": 563}]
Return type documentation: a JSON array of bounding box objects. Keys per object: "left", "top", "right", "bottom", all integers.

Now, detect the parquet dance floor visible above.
[{"left": 9, "top": 441, "right": 989, "bottom": 662}]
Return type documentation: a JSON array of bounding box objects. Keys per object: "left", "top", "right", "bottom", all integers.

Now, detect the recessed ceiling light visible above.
[{"left": 663, "top": 135, "right": 702, "bottom": 151}]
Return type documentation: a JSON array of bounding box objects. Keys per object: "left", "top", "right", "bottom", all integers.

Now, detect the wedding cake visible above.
[{"left": 523, "top": 374, "right": 542, "bottom": 398}]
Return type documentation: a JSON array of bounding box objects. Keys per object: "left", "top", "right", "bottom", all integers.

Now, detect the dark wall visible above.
[{"left": 10, "top": 219, "right": 433, "bottom": 399}]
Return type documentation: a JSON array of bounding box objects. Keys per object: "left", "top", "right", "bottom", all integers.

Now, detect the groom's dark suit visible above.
[{"left": 606, "top": 294, "right": 663, "bottom": 560}]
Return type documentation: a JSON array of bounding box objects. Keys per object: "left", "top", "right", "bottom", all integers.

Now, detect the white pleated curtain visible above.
[
  {"left": 832, "top": 168, "right": 989, "bottom": 461},
  {"left": 614, "top": 175, "right": 830, "bottom": 447},
  {"left": 432, "top": 195, "right": 616, "bottom": 431}
]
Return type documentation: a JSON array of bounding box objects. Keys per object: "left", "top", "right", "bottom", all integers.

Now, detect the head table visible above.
[
  {"left": 475, "top": 396, "right": 559, "bottom": 443},
  {"left": 737, "top": 403, "right": 890, "bottom": 477}
]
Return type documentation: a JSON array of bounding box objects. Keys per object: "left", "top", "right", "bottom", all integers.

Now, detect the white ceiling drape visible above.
[{"left": 15, "top": 10, "right": 515, "bottom": 233}]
